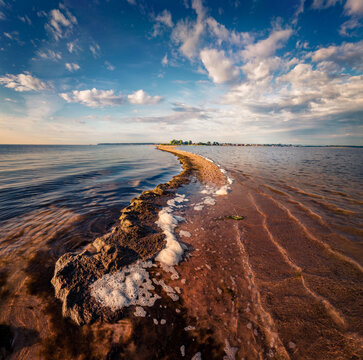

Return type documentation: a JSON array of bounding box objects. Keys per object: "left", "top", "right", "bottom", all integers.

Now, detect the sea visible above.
[
  {"left": 181, "top": 145, "right": 363, "bottom": 243},
  {"left": 0, "top": 144, "right": 362, "bottom": 359},
  {"left": 0, "top": 145, "right": 181, "bottom": 254}
]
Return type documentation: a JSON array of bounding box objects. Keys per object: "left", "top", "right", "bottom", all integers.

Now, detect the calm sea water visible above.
[
  {"left": 0, "top": 145, "right": 181, "bottom": 253},
  {"left": 181, "top": 145, "right": 363, "bottom": 242}
]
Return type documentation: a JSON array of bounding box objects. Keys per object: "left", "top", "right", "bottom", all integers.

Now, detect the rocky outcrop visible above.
[{"left": 51, "top": 150, "right": 196, "bottom": 325}]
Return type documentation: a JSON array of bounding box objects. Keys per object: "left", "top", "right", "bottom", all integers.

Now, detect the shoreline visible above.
[
  {"left": 51, "top": 144, "right": 227, "bottom": 325},
  {"left": 2, "top": 145, "right": 361, "bottom": 359}
]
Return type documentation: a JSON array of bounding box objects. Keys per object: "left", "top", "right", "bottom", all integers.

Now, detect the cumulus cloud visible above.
[
  {"left": 65, "top": 63, "right": 80, "bottom": 71},
  {"left": 128, "top": 89, "right": 162, "bottom": 105},
  {"left": 200, "top": 48, "right": 240, "bottom": 83},
  {"left": 345, "top": 0, "right": 363, "bottom": 15},
  {"left": 241, "top": 28, "right": 293, "bottom": 60},
  {"left": 170, "top": 0, "right": 253, "bottom": 62},
  {"left": 45, "top": 6, "right": 77, "bottom": 40},
  {"left": 242, "top": 57, "right": 283, "bottom": 81},
  {"left": 206, "top": 17, "right": 252, "bottom": 47},
  {"left": 223, "top": 60, "right": 363, "bottom": 128},
  {"left": 37, "top": 49, "right": 62, "bottom": 61},
  {"left": 309, "top": 41, "right": 363, "bottom": 70},
  {"left": 171, "top": 0, "right": 206, "bottom": 59},
  {"left": 0, "top": 73, "right": 48, "bottom": 92},
  {"left": 60, "top": 88, "right": 124, "bottom": 107}
]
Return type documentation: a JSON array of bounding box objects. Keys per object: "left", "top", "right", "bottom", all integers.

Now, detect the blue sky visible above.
[{"left": 0, "top": 0, "right": 362, "bottom": 145}]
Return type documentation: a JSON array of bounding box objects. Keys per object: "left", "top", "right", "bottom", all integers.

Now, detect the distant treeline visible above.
[
  {"left": 161, "top": 140, "right": 361, "bottom": 147},
  {"left": 168, "top": 139, "right": 220, "bottom": 146}
]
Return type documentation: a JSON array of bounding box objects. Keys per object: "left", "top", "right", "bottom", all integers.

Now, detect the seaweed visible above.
[{"left": 215, "top": 215, "right": 245, "bottom": 221}]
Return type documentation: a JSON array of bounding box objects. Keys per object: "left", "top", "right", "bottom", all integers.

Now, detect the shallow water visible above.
[
  {"left": 180, "top": 146, "right": 363, "bottom": 243},
  {"left": 0, "top": 144, "right": 362, "bottom": 359},
  {"left": 0, "top": 145, "right": 181, "bottom": 222}
]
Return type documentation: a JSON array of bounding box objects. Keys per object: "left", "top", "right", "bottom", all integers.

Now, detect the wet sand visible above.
[{"left": 0, "top": 146, "right": 362, "bottom": 359}]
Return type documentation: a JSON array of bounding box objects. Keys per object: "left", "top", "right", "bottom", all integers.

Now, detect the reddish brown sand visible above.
[
  {"left": 0, "top": 147, "right": 362, "bottom": 359},
  {"left": 173, "top": 170, "right": 362, "bottom": 360},
  {"left": 157, "top": 145, "right": 226, "bottom": 186}
]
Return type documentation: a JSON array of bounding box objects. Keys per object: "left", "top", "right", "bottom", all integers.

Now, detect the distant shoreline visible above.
[{"left": 0, "top": 143, "right": 361, "bottom": 148}]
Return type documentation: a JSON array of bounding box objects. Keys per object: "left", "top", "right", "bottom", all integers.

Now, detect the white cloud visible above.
[
  {"left": 155, "top": 10, "right": 173, "bottom": 27},
  {"left": 0, "top": 11, "right": 6, "bottom": 20},
  {"left": 345, "top": 0, "right": 363, "bottom": 15},
  {"left": 3, "top": 32, "right": 12, "bottom": 39},
  {"left": 126, "top": 0, "right": 136, "bottom": 5},
  {"left": 0, "top": 73, "right": 48, "bottom": 92},
  {"left": 90, "top": 42, "right": 100, "bottom": 57},
  {"left": 171, "top": 0, "right": 207, "bottom": 59},
  {"left": 242, "top": 57, "right": 283, "bottom": 81},
  {"left": 222, "top": 60, "right": 363, "bottom": 132},
  {"left": 128, "top": 89, "right": 162, "bottom": 105},
  {"left": 60, "top": 88, "right": 124, "bottom": 107},
  {"left": 65, "top": 63, "right": 80, "bottom": 71},
  {"left": 19, "top": 15, "right": 31, "bottom": 25},
  {"left": 206, "top": 17, "right": 253, "bottom": 47},
  {"left": 309, "top": 41, "right": 363, "bottom": 70},
  {"left": 162, "top": 54, "right": 168, "bottom": 66},
  {"left": 339, "top": 18, "right": 361, "bottom": 36},
  {"left": 241, "top": 29, "right": 293, "bottom": 60},
  {"left": 200, "top": 48, "right": 240, "bottom": 83},
  {"left": 37, "top": 49, "right": 62, "bottom": 61},
  {"left": 292, "top": 0, "right": 305, "bottom": 24},
  {"left": 45, "top": 7, "right": 77, "bottom": 40},
  {"left": 311, "top": 0, "right": 341, "bottom": 9},
  {"left": 105, "top": 61, "right": 115, "bottom": 71},
  {"left": 67, "top": 41, "right": 81, "bottom": 53}
]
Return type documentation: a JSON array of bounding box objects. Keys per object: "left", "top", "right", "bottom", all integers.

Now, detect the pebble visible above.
[{"left": 288, "top": 341, "right": 296, "bottom": 349}]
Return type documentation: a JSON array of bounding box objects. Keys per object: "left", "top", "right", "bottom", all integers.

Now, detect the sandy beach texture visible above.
[{"left": 1, "top": 145, "right": 362, "bottom": 360}]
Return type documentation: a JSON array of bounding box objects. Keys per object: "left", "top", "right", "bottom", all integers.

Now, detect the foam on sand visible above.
[
  {"left": 155, "top": 193, "right": 188, "bottom": 266},
  {"left": 90, "top": 261, "right": 160, "bottom": 311},
  {"left": 179, "top": 230, "right": 191, "bottom": 238}
]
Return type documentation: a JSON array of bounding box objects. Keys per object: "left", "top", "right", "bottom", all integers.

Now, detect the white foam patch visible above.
[
  {"left": 179, "top": 230, "right": 191, "bottom": 238},
  {"left": 160, "top": 262, "right": 180, "bottom": 280},
  {"left": 184, "top": 325, "right": 196, "bottom": 331},
  {"left": 153, "top": 278, "right": 180, "bottom": 301},
  {"left": 90, "top": 261, "right": 160, "bottom": 311},
  {"left": 201, "top": 186, "right": 214, "bottom": 195},
  {"left": 203, "top": 197, "right": 216, "bottom": 205},
  {"left": 191, "top": 352, "right": 202, "bottom": 360},
  {"left": 194, "top": 204, "right": 204, "bottom": 211},
  {"left": 223, "top": 339, "right": 238, "bottom": 360},
  {"left": 216, "top": 185, "right": 230, "bottom": 196},
  {"left": 134, "top": 306, "right": 146, "bottom": 317},
  {"left": 198, "top": 155, "right": 234, "bottom": 195},
  {"left": 155, "top": 194, "right": 188, "bottom": 266}
]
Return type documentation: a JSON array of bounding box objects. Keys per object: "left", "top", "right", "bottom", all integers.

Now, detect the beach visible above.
[{"left": 0, "top": 145, "right": 362, "bottom": 359}]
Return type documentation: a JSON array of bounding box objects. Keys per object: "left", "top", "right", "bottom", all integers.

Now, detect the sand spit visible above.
[
  {"left": 45, "top": 145, "right": 362, "bottom": 360},
  {"left": 51, "top": 145, "right": 227, "bottom": 326},
  {"left": 157, "top": 145, "right": 226, "bottom": 187}
]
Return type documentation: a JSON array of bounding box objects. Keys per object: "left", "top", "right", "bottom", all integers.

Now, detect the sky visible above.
[{"left": 0, "top": 0, "right": 362, "bottom": 145}]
